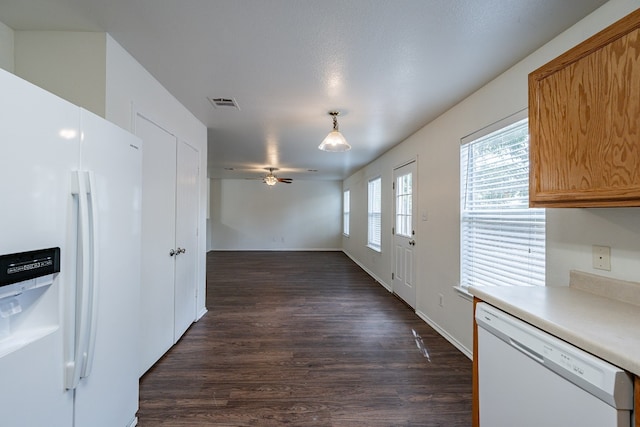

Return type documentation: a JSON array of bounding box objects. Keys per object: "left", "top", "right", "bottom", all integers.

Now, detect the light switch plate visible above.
[{"left": 592, "top": 245, "right": 611, "bottom": 271}]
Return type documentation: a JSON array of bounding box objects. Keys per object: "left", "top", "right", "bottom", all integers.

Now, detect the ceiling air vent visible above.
[{"left": 208, "top": 97, "right": 240, "bottom": 110}]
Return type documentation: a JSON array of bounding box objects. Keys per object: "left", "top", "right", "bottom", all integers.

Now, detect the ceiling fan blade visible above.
[{"left": 277, "top": 178, "right": 292, "bottom": 183}]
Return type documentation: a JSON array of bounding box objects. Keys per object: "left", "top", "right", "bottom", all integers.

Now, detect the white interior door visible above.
[
  {"left": 393, "top": 161, "right": 417, "bottom": 308},
  {"left": 136, "top": 113, "right": 177, "bottom": 375},
  {"left": 174, "top": 140, "right": 199, "bottom": 341}
]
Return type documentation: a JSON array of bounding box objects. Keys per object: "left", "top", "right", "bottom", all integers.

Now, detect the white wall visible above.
[
  {"left": 210, "top": 179, "right": 342, "bottom": 250},
  {"left": 342, "top": 165, "right": 393, "bottom": 287},
  {"left": 104, "top": 35, "right": 208, "bottom": 317},
  {"left": 343, "top": 0, "right": 640, "bottom": 356},
  {"left": 14, "top": 31, "right": 106, "bottom": 117},
  {"left": 0, "top": 21, "right": 14, "bottom": 72}
]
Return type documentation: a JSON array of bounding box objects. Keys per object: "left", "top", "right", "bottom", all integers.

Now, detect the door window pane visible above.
[{"left": 395, "top": 173, "right": 412, "bottom": 238}]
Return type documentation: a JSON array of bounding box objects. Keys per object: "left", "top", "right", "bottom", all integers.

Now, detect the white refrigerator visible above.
[{"left": 0, "top": 69, "right": 141, "bottom": 426}]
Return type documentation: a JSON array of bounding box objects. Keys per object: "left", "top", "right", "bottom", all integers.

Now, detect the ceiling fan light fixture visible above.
[
  {"left": 264, "top": 174, "right": 278, "bottom": 186},
  {"left": 319, "top": 111, "right": 351, "bottom": 152}
]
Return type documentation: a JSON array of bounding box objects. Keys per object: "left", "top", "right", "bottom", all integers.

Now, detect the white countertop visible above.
[{"left": 469, "top": 284, "right": 640, "bottom": 377}]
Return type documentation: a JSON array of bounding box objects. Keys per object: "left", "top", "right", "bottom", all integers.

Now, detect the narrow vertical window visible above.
[
  {"left": 460, "top": 113, "right": 545, "bottom": 288},
  {"left": 343, "top": 190, "right": 350, "bottom": 236},
  {"left": 368, "top": 177, "right": 382, "bottom": 251}
]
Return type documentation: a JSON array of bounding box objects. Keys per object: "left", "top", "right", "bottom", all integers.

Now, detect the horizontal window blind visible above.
[
  {"left": 368, "top": 177, "right": 381, "bottom": 251},
  {"left": 343, "top": 190, "right": 350, "bottom": 236},
  {"left": 461, "top": 116, "right": 545, "bottom": 288}
]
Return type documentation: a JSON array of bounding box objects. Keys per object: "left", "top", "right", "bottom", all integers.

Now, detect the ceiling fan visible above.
[{"left": 262, "top": 168, "right": 292, "bottom": 186}]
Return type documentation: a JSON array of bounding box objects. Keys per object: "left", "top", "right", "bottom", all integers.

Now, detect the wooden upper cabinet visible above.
[{"left": 529, "top": 9, "right": 640, "bottom": 207}]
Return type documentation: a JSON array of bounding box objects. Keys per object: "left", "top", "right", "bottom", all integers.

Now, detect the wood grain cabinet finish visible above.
[{"left": 529, "top": 9, "right": 640, "bottom": 207}]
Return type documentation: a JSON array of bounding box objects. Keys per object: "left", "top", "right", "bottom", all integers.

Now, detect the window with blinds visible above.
[
  {"left": 460, "top": 114, "right": 545, "bottom": 288},
  {"left": 367, "top": 177, "right": 382, "bottom": 251},
  {"left": 343, "top": 190, "right": 350, "bottom": 236}
]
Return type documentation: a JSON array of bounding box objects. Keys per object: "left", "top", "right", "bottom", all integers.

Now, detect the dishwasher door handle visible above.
[{"left": 510, "top": 338, "right": 544, "bottom": 363}]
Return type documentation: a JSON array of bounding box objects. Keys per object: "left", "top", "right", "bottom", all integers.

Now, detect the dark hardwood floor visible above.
[{"left": 138, "top": 251, "right": 472, "bottom": 426}]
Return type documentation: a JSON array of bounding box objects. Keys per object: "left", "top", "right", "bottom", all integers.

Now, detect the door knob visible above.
[
  {"left": 409, "top": 240, "right": 416, "bottom": 246},
  {"left": 177, "top": 247, "right": 186, "bottom": 254},
  {"left": 169, "top": 249, "right": 176, "bottom": 256}
]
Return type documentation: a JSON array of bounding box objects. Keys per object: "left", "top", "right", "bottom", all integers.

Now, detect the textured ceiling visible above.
[{"left": 0, "top": 0, "right": 609, "bottom": 181}]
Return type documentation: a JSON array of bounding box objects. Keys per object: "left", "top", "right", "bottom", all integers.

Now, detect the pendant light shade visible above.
[{"left": 319, "top": 111, "right": 351, "bottom": 152}]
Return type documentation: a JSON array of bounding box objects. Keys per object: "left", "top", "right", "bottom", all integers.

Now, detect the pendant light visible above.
[{"left": 318, "top": 111, "right": 351, "bottom": 152}]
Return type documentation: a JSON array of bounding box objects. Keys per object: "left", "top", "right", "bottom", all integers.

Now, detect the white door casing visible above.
[{"left": 393, "top": 160, "right": 417, "bottom": 308}]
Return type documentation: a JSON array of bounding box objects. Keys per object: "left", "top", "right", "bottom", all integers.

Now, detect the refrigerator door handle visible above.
[
  {"left": 66, "top": 170, "right": 96, "bottom": 390},
  {"left": 81, "top": 170, "right": 99, "bottom": 379}
]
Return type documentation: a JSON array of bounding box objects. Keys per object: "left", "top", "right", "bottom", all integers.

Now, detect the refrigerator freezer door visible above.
[
  {"left": 72, "top": 109, "right": 142, "bottom": 427},
  {"left": 0, "top": 69, "right": 78, "bottom": 426}
]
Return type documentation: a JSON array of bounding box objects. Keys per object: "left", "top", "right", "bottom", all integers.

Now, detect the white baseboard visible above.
[
  {"left": 342, "top": 250, "right": 392, "bottom": 292},
  {"left": 415, "top": 309, "right": 472, "bottom": 360},
  {"left": 207, "top": 248, "right": 343, "bottom": 252},
  {"left": 196, "top": 307, "right": 208, "bottom": 321}
]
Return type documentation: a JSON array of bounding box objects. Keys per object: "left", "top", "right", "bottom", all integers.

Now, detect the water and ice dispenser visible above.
[{"left": 0, "top": 248, "right": 60, "bottom": 341}]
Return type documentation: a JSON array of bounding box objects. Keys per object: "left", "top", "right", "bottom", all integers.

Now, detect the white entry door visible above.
[
  {"left": 393, "top": 161, "right": 417, "bottom": 308},
  {"left": 136, "top": 114, "right": 177, "bottom": 375},
  {"left": 174, "top": 140, "right": 199, "bottom": 341}
]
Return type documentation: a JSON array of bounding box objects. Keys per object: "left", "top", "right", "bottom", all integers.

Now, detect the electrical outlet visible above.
[
  {"left": 438, "top": 293, "right": 444, "bottom": 307},
  {"left": 592, "top": 245, "right": 611, "bottom": 271}
]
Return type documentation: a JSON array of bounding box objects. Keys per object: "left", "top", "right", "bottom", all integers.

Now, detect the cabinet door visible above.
[
  {"left": 136, "top": 113, "right": 177, "bottom": 375},
  {"left": 529, "top": 9, "right": 640, "bottom": 207}
]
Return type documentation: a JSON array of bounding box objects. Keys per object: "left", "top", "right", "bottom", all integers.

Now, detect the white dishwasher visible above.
[{"left": 475, "top": 302, "right": 633, "bottom": 427}]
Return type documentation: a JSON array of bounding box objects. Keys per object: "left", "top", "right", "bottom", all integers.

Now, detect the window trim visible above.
[{"left": 460, "top": 109, "right": 528, "bottom": 146}]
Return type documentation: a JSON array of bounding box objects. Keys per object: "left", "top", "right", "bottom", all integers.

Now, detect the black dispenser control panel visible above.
[{"left": 0, "top": 248, "right": 61, "bottom": 287}]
